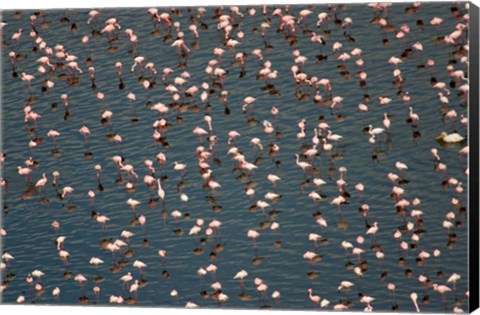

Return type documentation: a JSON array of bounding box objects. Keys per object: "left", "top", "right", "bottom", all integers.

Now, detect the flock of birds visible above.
[{"left": 0, "top": 1, "right": 472, "bottom": 313}]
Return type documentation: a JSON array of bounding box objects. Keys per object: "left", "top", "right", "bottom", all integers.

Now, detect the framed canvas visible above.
[{"left": 0, "top": 0, "right": 478, "bottom": 314}]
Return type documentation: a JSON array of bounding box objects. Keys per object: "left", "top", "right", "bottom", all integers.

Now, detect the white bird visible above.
[
  {"left": 171, "top": 210, "right": 182, "bottom": 220},
  {"left": 256, "top": 200, "right": 270, "bottom": 211},
  {"left": 272, "top": 290, "right": 281, "bottom": 300},
  {"left": 360, "top": 295, "right": 375, "bottom": 305},
  {"left": 180, "top": 193, "right": 189, "bottom": 203},
  {"left": 295, "top": 154, "right": 312, "bottom": 170},
  {"left": 368, "top": 124, "right": 385, "bottom": 136},
  {"left": 89, "top": 257, "right": 104, "bottom": 266},
  {"left": 234, "top": 270, "right": 248, "bottom": 280},
  {"left": 308, "top": 191, "right": 323, "bottom": 201},
  {"left": 35, "top": 173, "right": 48, "bottom": 188},
  {"left": 435, "top": 132, "right": 465, "bottom": 143},
  {"left": 126, "top": 198, "right": 141, "bottom": 211},
  {"left": 250, "top": 137, "right": 263, "bottom": 150},
  {"left": 173, "top": 161, "right": 187, "bottom": 172},
  {"left": 55, "top": 236, "right": 66, "bottom": 250},
  {"left": 307, "top": 288, "right": 321, "bottom": 304},
  {"left": 447, "top": 273, "right": 461, "bottom": 284},
  {"left": 185, "top": 301, "right": 199, "bottom": 308},
  {"left": 320, "top": 298, "right": 330, "bottom": 308},
  {"left": 395, "top": 161, "right": 408, "bottom": 172},
  {"left": 383, "top": 113, "right": 391, "bottom": 129},
  {"left": 338, "top": 281, "right": 355, "bottom": 291},
  {"left": 31, "top": 270, "right": 45, "bottom": 278},
  {"left": 316, "top": 216, "right": 328, "bottom": 228},
  {"left": 133, "top": 260, "right": 147, "bottom": 273},
  {"left": 157, "top": 178, "right": 165, "bottom": 201},
  {"left": 327, "top": 130, "right": 343, "bottom": 142},
  {"left": 366, "top": 222, "right": 379, "bottom": 237},
  {"left": 410, "top": 292, "right": 420, "bottom": 312},
  {"left": 129, "top": 280, "right": 139, "bottom": 293},
  {"left": 120, "top": 272, "right": 133, "bottom": 283},
  {"left": 267, "top": 174, "right": 281, "bottom": 185},
  {"left": 52, "top": 287, "right": 61, "bottom": 297},
  {"left": 189, "top": 225, "right": 202, "bottom": 236},
  {"left": 2, "top": 252, "right": 14, "bottom": 261},
  {"left": 265, "top": 192, "right": 281, "bottom": 200},
  {"left": 303, "top": 251, "right": 319, "bottom": 261},
  {"left": 313, "top": 178, "right": 326, "bottom": 187}
]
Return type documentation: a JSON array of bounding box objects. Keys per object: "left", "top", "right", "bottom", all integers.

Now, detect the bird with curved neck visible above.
[{"left": 435, "top": 131, "right": 465, "bottom": 143}]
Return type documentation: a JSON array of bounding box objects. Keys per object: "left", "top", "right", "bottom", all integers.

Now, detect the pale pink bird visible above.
[
  {"left": 307, "top": 288, "right": 321, "bottom": 305},
  {"left": 133, "top": 260, "right": 147, "bottom": 276},
  {"left": 247, "top": 229, "right": 260, "bottom": 247},
  {"left": 358, "top": 103, "right": 368, "bottom": 112},
  {"left": 62, "top": 186, "right": 74, "bottom": 199},
  {"left": 227, "top": 130, "right": 240, "bottom": 145}
]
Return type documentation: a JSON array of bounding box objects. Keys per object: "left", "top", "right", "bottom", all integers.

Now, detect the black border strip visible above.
[{"left": 469, "top": 1, "right": 479, "bottom": 313}]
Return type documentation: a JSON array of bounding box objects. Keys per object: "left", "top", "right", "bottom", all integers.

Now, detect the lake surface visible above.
[{"left": 0, "top": 2, "right": 471, "bottom": 313}]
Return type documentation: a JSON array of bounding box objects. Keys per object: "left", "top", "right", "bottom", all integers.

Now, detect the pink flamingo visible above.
[
  {"left": 233, "top": 270, "right": 248, "bottom": 292},
  {"left": 35, "top": 173, "right": 48, "bottom": 196},
  {"left": 120, "top": 272, "right": 133, "bottom": 289},
  {"left": 79, "top": 125, "right": 90, "bottom": 145},
  {"left": 247, "top": 229, "right": 260, "bottom": 248},
  {"left": 366, "top": 222, "right": 379, "bottom": 243},
  {"left": 11, "top": 28, "right": 23, "bottom": 46},
  {"left": 21, "top": 72, "right": 35, "bottom": 92},
  {"left": 47, "top": 129, "right": 60, "bottom": 146},
  {"left": 74, "top": 274, "right": 87, "bottom": 296},
  {"left": 94, "top": 212, "right": 110, "bottom": 231},
  {"left": 307, "top": 288, "right": 321, "bottom": 306},
  {"left": 133, "top": 260, "right": 147, "bottom": 277},
  {"left": 17, "top": 166, "right": 32, "bottom": 184}
]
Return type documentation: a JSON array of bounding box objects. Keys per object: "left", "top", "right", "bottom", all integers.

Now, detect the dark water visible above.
[{"left": 0, "top": 2, "right": 471, "bottom": 313}]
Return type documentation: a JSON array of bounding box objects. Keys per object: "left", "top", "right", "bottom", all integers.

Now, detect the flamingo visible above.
[
  {"left": 368, "top": 125, "right": 385, "bottom": 137},
  {"left": 307, "top": 288, "right": 321, "bottom": 306},
  {"left": 79, "top": 125, "right": 91, "bottom": 145},
  {"left": 337, "top": 281, "right": 355, "bottom": 292},
  {"left": 295, "top": 154, "right": 312, "bottom": 171},
  {"left": 35, "top": 173, "right": 48, "bottom": 194},
  {"left": 129, "top": 279, "right": 140, "bottom": 297},
  {"left": 247, "top": 229, "right": 260, "bottom": 248},
  {"left": 173, "top": 161, "right": 187, "bottom": 177},
  {"left": 366, "top": 222, "right": 379, "bottom": 242},
  {"left": 17, "top": 166, "right": 32, "bottom": 183},
  {"left": 233, "top": 270, "right": 248, "bottom": 291},
  {"left": 256, "top": 280, "right": 269, "bottom": 305},
  {"left": 89, "top": 257, "right": 104, "bottom": 273},
  {"left": 74, "top": 274, "right": 87, "bottom": 295},
  {"left": 121, "top": 230, "right": 135, "bottom": 243},
  {"left": 61, "top": 186, "right": 74, "bottom": 200},
  {"left": 94, "top": 213, "right": 110, "bottom": 230},
  {"left": 21, "top": 72, "right": 35, "bottom": 91},
  {"left": 120, "top": 272, "right": 133, "bottom": 288},
  {"left": 52, "top": 287, "right": 61, "bottom": 300},
  {"left": 408, "top": 106, "right": 420, "bottom": 124},
  {"left": 133, "top": 260, "right": 147, "bottom": 276},
  {"left": 126, "top": 198, "right": 141, "bottom": 212},
  {"left": 242, "top": 96, "right": 256, "bottom": 113},
  {"left": 410, "top": 292, "right": 420, "bottom": 312},
  {"left": 395, "top": 161, "right": 408, "bottom": 176},
  {"left": 447, "top": 273, "right": 461, "bottom": 291},
  {"left": 47, "top": 129, "right": 60, "bottom": 146},
  {"left": 193, "top": 126, "right": 208, "bottom": 141},
  {"left": 157, "top": 178, "right": 165, "bottom": 205},
  {"left": 185, "top": 301, "right": 199, "bottom": 308},
  {"left": 227, "top": 130, "right": 240, "bottom": 145},
  {"left": 12, "top": 28, "right": 23, "bottom": 42}
]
